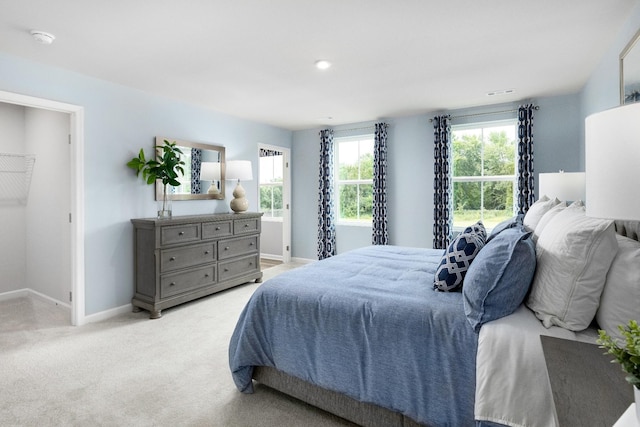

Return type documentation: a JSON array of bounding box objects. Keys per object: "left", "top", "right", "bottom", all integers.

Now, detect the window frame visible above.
[
  {"left": 451, "top": 118, "right": 518, "bottom": 231},
  {"left": 334, "top": 134, "right": 375, "bottom": 226},
  {"left": 258, "top": 153, "right": 284, "bottom": 222}
]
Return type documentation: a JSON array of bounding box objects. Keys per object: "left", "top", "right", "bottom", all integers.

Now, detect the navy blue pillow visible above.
[
  {"left": 462, "top": 227, "right": 536, "bottom": 332},
  {"left": 434, "top": 222, "right": 486, "bottom": 292}
]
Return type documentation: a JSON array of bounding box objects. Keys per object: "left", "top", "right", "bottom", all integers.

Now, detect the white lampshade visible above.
[
  {"left": 538, "top": 171, "right": 585, "bottom": 202},
  {"left": 226, "top": 160, "right": 253, "bottom": 181},
  {"left": 200, "top": 162, "right": 221, "bottom": 181},
  {"left": 585, "top": 102, "right": 640, "bottom": 220}
]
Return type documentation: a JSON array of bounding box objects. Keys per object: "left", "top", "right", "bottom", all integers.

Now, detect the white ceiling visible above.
[{"left": 0, "top": 1, "right": 637, "bottom": 130}]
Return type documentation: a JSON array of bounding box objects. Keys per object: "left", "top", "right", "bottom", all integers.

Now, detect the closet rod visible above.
[{"left": 429, "top": 105, "right": 539, "bottom": 122}]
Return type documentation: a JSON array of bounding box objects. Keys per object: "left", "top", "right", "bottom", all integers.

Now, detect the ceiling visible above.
[{"left": 0, "top": 1, "right": 637, "bottom": 130}]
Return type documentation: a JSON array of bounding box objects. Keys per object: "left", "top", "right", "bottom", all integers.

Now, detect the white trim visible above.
[
  {"left": 83, "top": 303, "right": 132, "bottom": 324},
  {"left": 260, "top": 253, "right": 283, "bottom": 261},
  {"left": 291, "top": 257, "right": 315, "bottom": 264},
  {"left": 258, "top": 143, "right": 291, "bottom": 263},
  {"left": 0, "top": 289, "right": 30, "bottom": 302},
  {"left": 0, "top": 90, "right": 85, "bottom": 326},
  {"left": 0, "top": 288, "right": 70, "bottom": 309}
]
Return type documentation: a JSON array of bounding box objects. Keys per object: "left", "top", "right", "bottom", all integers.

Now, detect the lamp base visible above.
[{"left": 230, "top": 182, "right": 249, "bottom": 213}]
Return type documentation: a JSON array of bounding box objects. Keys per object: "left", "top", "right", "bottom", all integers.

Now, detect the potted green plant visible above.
[
  {"left": 127, "top": 140, "right": 185, "bottom": 219},
  {"left": 598, "top": 319, "right": 640, "bottom": 421}
]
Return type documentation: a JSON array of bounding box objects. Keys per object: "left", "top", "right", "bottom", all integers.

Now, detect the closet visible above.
[{"left": 0, "top": 102, "right": 71, "bottom": 321}]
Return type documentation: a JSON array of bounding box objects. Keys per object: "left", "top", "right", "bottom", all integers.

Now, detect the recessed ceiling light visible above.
[
  {"left": 487, "top": 89, "right": 515, "bottom": 96},
  {"left": 315, "top": 60, "right": 331, "bottom": 70},
  {"left": 30, "top": 30, "right": 56, "bottom": 45}
]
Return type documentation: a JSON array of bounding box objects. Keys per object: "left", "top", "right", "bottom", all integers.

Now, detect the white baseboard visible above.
[
  {"left": 29, "top": 289, "right": 71, "bottom": 309},
  {"left": 260, "top": 253, "right": 283, "bottom": 261},
  {"left": 84, "top": 303, "right": 133, "bottom": 324},
  {"left": 0, "top": 289, "right": 132, "bottom": 325},
  {"left": 0, "top": 289, "right": 29, "bottom": 302},
  {"left": 291, "top": 257, "right": 315, "bottom": 264},
  {"left": 0, "top": 288, "right": 70, "bottom": 310}
]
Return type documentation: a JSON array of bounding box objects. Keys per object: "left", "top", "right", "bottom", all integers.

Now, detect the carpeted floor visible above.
[{"left": 0, "top": 263, "right": 356, "bottom": 427}]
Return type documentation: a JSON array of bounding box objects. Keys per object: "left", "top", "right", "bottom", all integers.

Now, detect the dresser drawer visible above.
[
  {"left": 234, "top": 217, "right": 260, "bottom": 235},
  {"left": 202, "top": 220, "right": 233, "bottom": 239},
  {"left": 160, "top": 243, "right": 215, "bottom": 272},
  {"left": 160, "top": 265, "right": 216, "bottom": 298},
  {"left": 218, "top": 236, "right": 258, "bottom": 260},
  {"left": 161, "top": 223, "right": 200, "bottom": 246},
  {"left": 219, "top": 255, "right": 259, "bottom": 281}
]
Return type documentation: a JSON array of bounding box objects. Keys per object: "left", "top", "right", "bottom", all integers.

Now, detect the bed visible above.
[{"left": 229, "top": 200, "right": 640, "bottom": 427}]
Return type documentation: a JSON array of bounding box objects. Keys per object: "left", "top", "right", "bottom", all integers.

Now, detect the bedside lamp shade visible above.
[
  {"left": 585, "top": 102, "right": 640, "bottom": 221},
  {"left": 226, "top": 160, "right": 253, "bottom": 182},
  {"left": 539, "top": 171, "right": 585, "bottom": 203},
  {"left": 200, "top": 162, "right": 221, "bottom": 195},
  {"left": 226, "top": 160, "right": 253, "bottom": 213}
]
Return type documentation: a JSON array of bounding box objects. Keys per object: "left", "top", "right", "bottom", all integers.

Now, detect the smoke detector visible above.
[{"left": 30, "top": 30, "right": 56, "bottom": 45}]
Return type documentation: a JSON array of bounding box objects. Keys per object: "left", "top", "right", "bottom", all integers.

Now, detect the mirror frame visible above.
[
  {"left": 155, "top": 136, "right": 226, "bottom": 201},
  {"left": 620, "top": 27, "right": 640, "bottom": 105}
]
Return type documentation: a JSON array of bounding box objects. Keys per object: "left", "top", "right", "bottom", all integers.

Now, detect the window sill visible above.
[{"left": 337, "top": 221, "right": 372, "bottom": 228}]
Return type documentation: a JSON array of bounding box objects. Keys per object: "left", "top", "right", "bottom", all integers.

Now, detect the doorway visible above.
[
  {"left": 258, "top": 144, "right": 291, "bottom": 264},
  {"left": 0, "top": 90, "right": 85, "bottom": 326}
]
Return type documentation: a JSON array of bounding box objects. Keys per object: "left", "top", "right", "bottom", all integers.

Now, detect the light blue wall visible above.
[
  {"left": 0, "top": 53, "right": 292, "bottom": 316},
  {"left": 291, "top": 94, "right": 583, "bottom": 260},
  {"left": 579, "top": 3, "right": 640, "bottom": 168}
]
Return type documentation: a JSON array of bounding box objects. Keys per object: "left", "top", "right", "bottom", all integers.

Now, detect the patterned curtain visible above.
[
  {"left": 372, "top": 123, "right": 389, "bottom": 245},
  {"left": 517, "top": 104, "right": 535, "bottom": 214},
  {"left": 433, "top": 115, "right": 452, "bottom": 249},
  {"left": 318, "top": 129, "right": 336, "bottom": 260},
  {"left": 191, "top": 148, "right": 202, "bottom": 194}
]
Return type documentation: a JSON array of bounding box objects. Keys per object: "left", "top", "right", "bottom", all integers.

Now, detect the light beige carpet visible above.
[{"left": 0, "top": 264, "right": 355, "bottom": 427}]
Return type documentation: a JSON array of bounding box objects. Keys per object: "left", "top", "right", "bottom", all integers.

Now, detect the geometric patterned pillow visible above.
[
  {"left": 463, "top": 221, "right": 487, "bottom": 243},
  {"left": 434, "top": 222, "right": 487, "bottom": 292}
]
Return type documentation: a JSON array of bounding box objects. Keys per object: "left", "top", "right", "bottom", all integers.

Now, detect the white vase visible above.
[{"left": 635, "top": 386, "right": 639, "bottom": 422}]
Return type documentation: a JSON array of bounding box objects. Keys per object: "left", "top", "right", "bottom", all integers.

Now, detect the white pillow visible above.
[
  {"left": 596, "top": 234, "right": 640, "bottom": 343},
  {"left": 532, "top": 201, "right": 567, "bottom": 243},
  {"left": 523, "top": 195, "right": 560, "bottom": 232},
  {"left": 526, "top": 203, "right": 618, "bottom": 331}
]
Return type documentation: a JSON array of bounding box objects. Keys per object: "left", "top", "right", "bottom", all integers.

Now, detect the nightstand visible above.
[{"left": 541, "top": 335, "right": 634, "bottom": 426}]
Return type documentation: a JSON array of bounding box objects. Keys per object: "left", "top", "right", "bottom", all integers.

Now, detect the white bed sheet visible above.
[{"left": 475, "top": 305, "right": 599, "bottom": 427}]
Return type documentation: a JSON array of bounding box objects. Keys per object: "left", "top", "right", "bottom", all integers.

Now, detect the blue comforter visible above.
[{"left": 229, "top": 245, "right": 478, "bottom": 426}]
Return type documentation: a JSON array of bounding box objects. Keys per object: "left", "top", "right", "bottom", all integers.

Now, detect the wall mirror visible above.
[
  {"left": 620, "top": 27, "right": 640, "bottom": 104},
  {"left": 155, "top": 136, "right": 226, "bottom": 201}
]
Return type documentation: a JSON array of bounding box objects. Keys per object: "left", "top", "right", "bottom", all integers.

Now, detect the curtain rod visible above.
[
  {"left": 429, "top": 105, "right": 539, "bottom": 122},
  {"left": 332, "top": 125, "right": 376, "bottom": 134}
]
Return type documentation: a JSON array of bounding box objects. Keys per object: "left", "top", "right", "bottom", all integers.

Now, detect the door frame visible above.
[
  {"left": 0, "top": 90, "right": 85, "bottom": 326},
  {"left": 258, "top": 144, "right": 291, "bottom": 263}
]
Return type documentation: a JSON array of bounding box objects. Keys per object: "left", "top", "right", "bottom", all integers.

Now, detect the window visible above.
[
  {"left": 335, "top": 135, "right": 374, "bottom": 224},
  {"left": 452, "top": 120, "right": 517, "bottom": 230},
  {"left": 259, "top": 153, "right": 284, "bottom": 219}
]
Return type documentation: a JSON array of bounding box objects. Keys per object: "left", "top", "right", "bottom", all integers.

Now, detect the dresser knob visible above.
[
  {"left": 205, "top": 273, "right": 209, "bottom": 278},
  {"left": 224, "top": 268, "right": 229, "bottom": 272},
  {"left": 169, "top": 282, "right": 176, "bottom": 286},
  {"left": 215, "top": 226, "right": 220, "bottom": 231},
  {"left": 170, "top": 257, "right": 176, "bottom": 261},
  {"left": 205, "top": 251, "right": 210, "bottom": 254},
  {"left": 244, "top": 224, "right": 249, "bottom": 228},
  {"left": 225, "top": 246, "right": 229, "bottom": 250},
  {"left": 249, "top": 242, "right": 254, "bottom": 246},
  {"left": 179, "top": 231, "right": 184, "bottom": 236}
]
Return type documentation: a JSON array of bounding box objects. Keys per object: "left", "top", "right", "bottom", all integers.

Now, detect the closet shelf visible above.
[{"left": 0, "top": 153, "right": 36, "bottom": 204}]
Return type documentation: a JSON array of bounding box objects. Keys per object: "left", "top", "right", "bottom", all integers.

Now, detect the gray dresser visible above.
[{"left": 131, "top": 212, "right": 263, "bottom": 318}]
